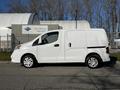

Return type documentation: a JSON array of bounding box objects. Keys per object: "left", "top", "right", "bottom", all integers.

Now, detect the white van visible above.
[{"left": 11, "top": 29, "right": 110, "bottom": 68}]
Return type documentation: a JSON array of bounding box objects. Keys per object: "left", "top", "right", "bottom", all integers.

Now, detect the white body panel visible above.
[
  {"left": 11, "top": 29, "right": 110, "bottom": 64},
  {"left": 65, "top": 31, "right": 87, "bottom": 62}
]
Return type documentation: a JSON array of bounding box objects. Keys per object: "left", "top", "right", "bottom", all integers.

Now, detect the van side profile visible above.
[{"left": 11, "top": 29, "right": 110, "bottom": 68}]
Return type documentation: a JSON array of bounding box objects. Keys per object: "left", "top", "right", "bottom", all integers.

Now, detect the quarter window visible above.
[{"left": 32, "top": 39, "right": 39, "bottom": 46}]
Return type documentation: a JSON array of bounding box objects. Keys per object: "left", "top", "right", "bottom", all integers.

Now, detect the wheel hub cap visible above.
[
  {"left": 88, "top": 57, "right": 98, "bottom": 68},
  {"left": 23, "top": 57, "right": 33, "bottom": 67}
]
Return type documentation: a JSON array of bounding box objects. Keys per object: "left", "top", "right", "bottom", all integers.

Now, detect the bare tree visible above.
[
  {"left": 103, "top": 0, "right": 118, "bottom": 47},
  {"left": 28, "top": 0, "right": 41, "bottom": 13},
  {"left": 29, "top": 0, "right": 65, "bottom": 20},
  {"left": 83, "top": 0, "right": 93, "bottom": 22},
  {"left": 56, "top": 0, "right": 65, "bottom": 20},
  {"left": 7, "top": 0, "right": 120, "bottom": 38},
  {"left": 9, "top": 0, "right": 28, "bottom": 13},
  {"left": 67, "top": 0, "right": 82, "bottom": 20}
]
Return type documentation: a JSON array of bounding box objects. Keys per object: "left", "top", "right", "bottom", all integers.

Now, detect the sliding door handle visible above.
[{"left": 69, "top": 43, "right": 71, "bottom": 47}]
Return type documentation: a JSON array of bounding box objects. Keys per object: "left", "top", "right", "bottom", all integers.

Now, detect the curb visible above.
[{"left": 0, "top": 61, "right": 10, "bottom": 63}]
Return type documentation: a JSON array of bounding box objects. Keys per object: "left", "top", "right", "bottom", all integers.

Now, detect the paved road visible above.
[{"left": 0, "top": 60, "right": 120, "bottom": 90}]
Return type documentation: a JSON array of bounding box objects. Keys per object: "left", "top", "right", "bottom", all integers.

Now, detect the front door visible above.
[{"left": 37, "top": 31, "right": 64, "bottom": 63}]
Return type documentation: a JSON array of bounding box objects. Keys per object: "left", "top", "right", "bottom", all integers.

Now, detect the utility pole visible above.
[
  {"left": 75, "top": 9, "right": 78, "bottom": 29},
  {"left": 75, "top": 0, "right": 79, "bottom": 29}
]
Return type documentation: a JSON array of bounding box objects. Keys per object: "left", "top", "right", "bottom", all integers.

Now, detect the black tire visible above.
[
  {"left": 22, "top": 55, "right": 36, "bottom": 68},
  {"left": 86, "top": 54, "right": 102, "bottom": 69}
]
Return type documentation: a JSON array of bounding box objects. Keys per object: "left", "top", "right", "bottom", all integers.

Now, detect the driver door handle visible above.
[{"left": 54, "top": 44, "right": 59, "bottom": 47}]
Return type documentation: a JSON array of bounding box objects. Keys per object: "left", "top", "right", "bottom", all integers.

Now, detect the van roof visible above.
[{"left": 48, "top": 29, "right": 105, "bottom": 32}]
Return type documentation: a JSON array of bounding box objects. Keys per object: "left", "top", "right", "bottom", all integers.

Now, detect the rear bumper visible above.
[{"left": 102, "top": 54, "right": 110, "bottom": 62}]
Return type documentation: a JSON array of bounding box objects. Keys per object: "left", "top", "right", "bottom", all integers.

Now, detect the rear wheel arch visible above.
[{"left": 85, "top": 53, "right": 102, "bottom": 62}]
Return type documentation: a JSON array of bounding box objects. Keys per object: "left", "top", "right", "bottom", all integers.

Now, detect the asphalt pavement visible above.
[{"left": 0, "top": 60, "right": 120, "bottom": 90}]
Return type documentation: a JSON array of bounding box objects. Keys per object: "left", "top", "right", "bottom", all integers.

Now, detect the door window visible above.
[
  {"left": 41, "top": 32, "right": 58, "bottom": 45},
  {"left": 33, "top": 32, "right": 59, "bottom": 46}
]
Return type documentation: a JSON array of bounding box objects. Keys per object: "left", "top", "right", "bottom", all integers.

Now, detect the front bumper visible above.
[{"left": 11, "top": 50, "right": 23, "bottom": 63}]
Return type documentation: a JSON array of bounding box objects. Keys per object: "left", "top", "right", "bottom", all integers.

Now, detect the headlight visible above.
[{"left": 15, "top": 44, "right": 21, "bottom": 49}]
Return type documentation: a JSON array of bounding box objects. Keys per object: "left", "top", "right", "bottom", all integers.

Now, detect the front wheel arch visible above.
[{"left": 21, "top": 53, "right": 38, "bottom": 66}]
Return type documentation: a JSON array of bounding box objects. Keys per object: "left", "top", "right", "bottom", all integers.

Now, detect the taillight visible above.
[{"left": 106, "top": 47, "right": 109, "bottom": 54}]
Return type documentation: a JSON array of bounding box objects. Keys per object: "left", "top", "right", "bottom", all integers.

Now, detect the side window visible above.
[
  {"left": 41, "top": 32, "right": 58, "bottom": 45},
  {"left": 32, "top": 32, "right": 59, "bottom": 46}
]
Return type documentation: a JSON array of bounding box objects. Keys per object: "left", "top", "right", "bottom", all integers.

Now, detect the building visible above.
[
  {"left": 0, "top": 13, "right": 37, "bottom": 51},
  {"left": 0, "top": 13, "right": 91, "bottom": 51},
  {"left": 12, "top": 20, "right": 91, "bottom": 44}
]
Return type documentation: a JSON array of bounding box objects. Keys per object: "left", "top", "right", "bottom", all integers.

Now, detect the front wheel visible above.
[
  {"left": 22, "top": 55, "right": 36, "bottom": 68},
  {"left": 86, "top": 55, "right": 102, "bottom": 69}
]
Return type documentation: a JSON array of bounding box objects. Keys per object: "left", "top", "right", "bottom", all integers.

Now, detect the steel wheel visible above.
[
  {"left": 86, "top": 55, "right": 101, "bottom": 69},
  {"left": 22, "top": 55, "right": 34, "bottom": 68},
  {"left": 88, "top": 57, "right": 98, "bottom": 68}
]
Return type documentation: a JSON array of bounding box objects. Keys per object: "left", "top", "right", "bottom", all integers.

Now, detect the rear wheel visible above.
[
  {"left": 22, "top": 55, "right": 36, "bottom": 68},
  {"left": 86, "top": 54, "right": 102, "bottom": 69}
]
